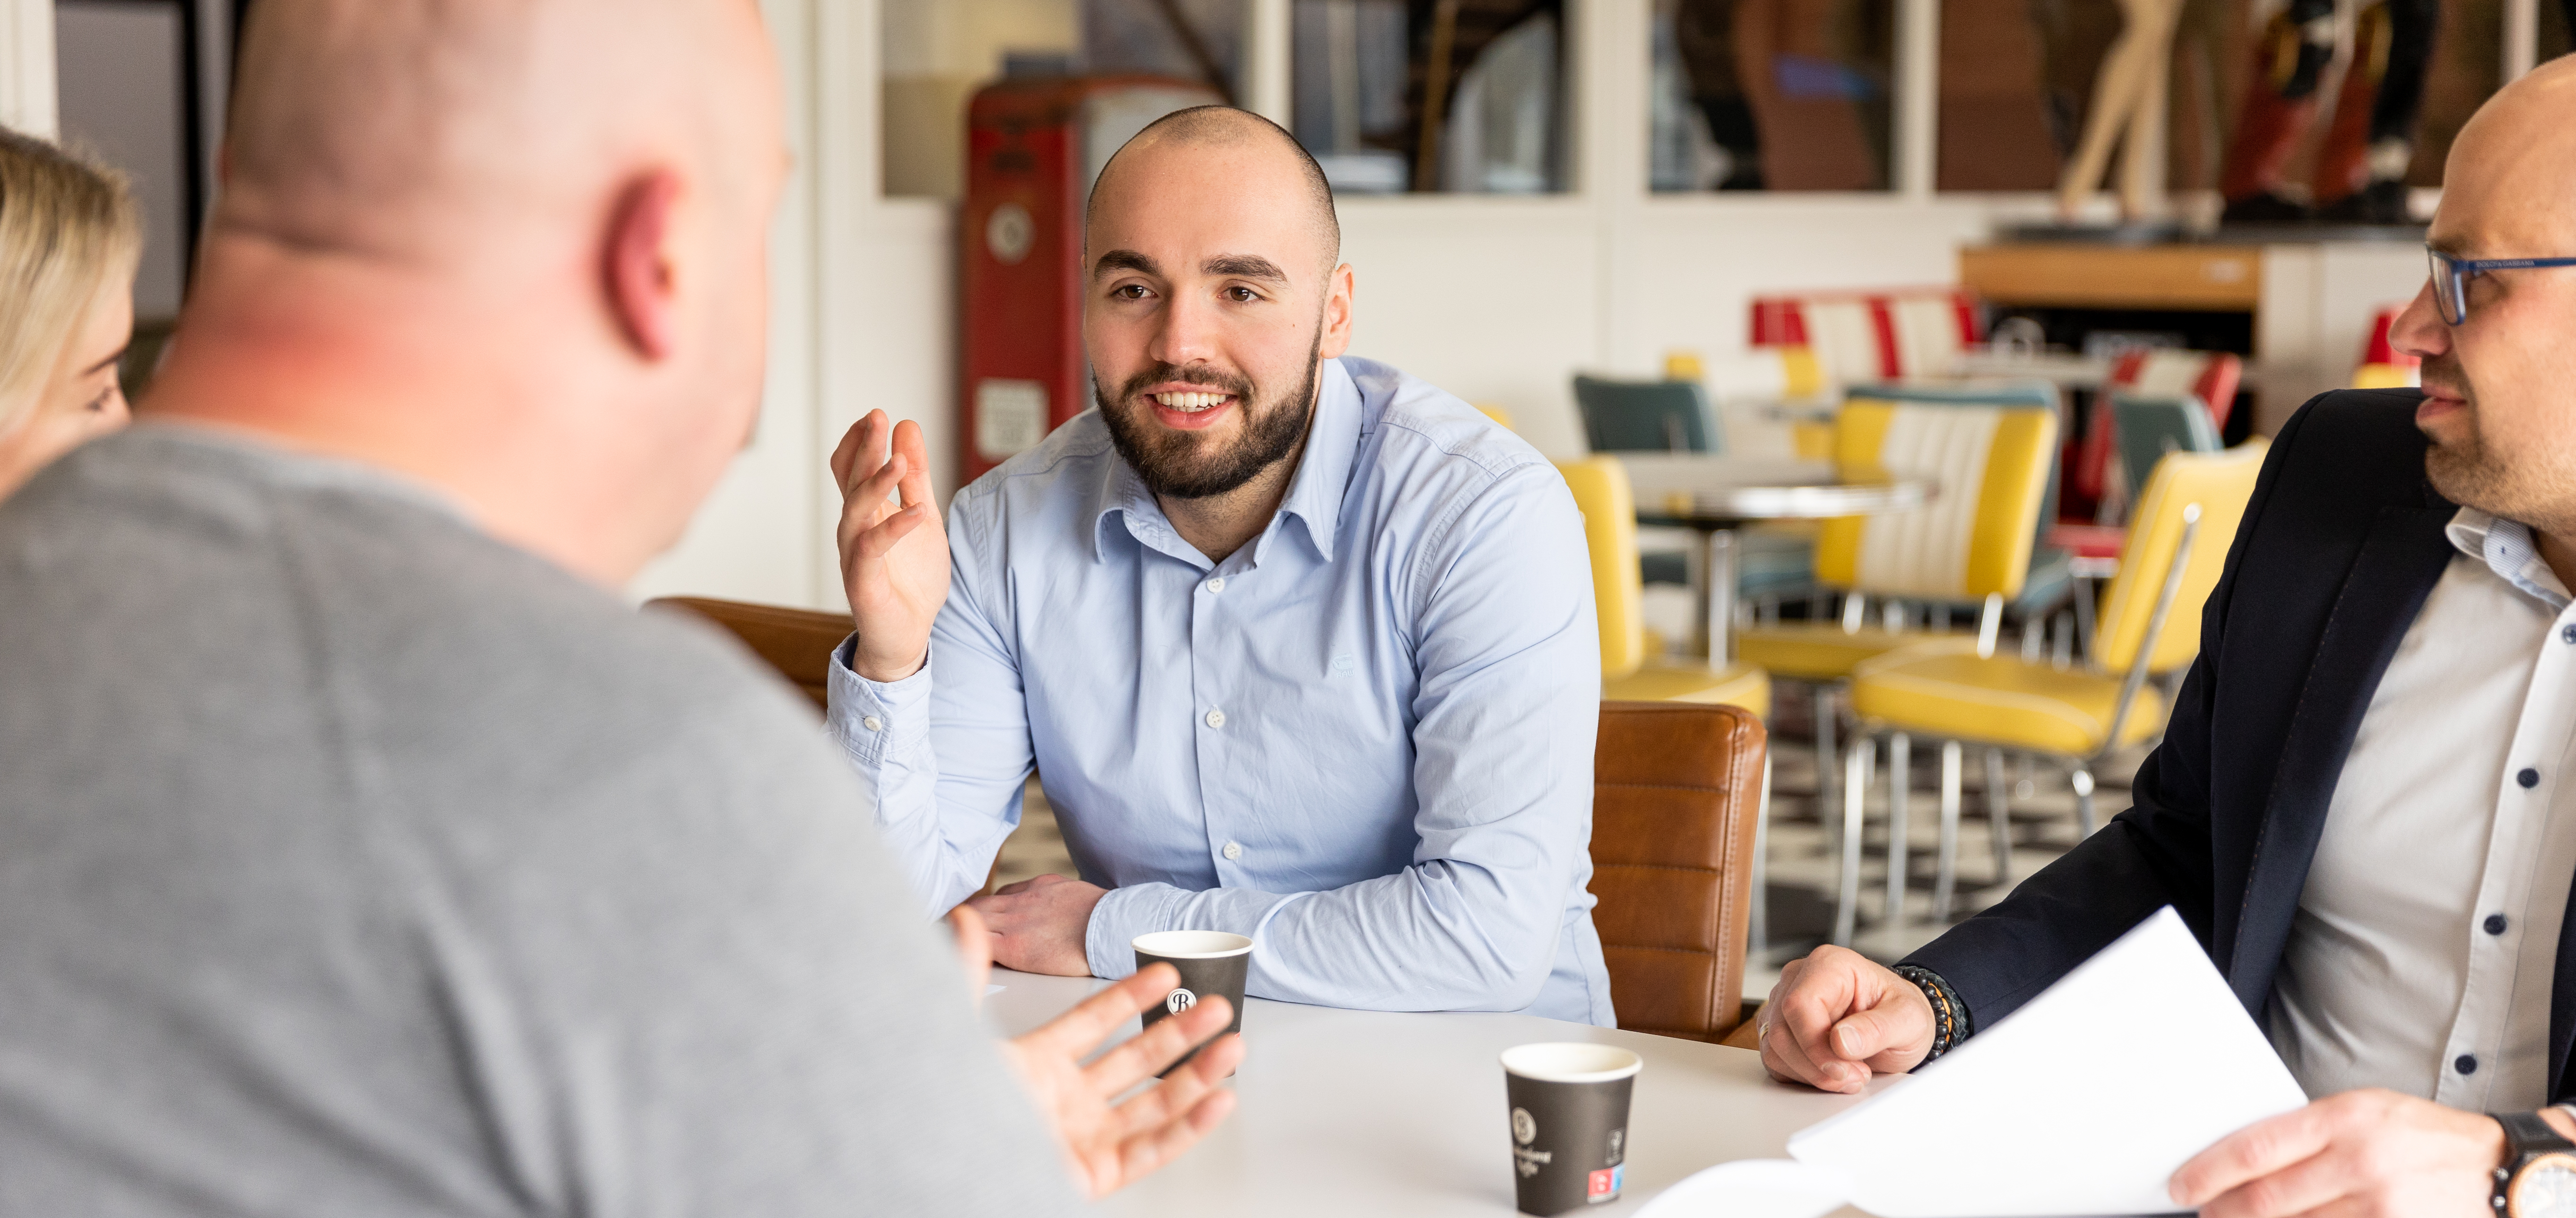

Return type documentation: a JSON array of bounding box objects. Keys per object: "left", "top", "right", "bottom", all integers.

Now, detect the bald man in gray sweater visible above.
[{"left": 0, "top": 1, "right": 1238, "bottom": 1213}]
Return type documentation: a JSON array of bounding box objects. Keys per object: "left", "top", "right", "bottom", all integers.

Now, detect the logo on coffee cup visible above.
[
  {"left": 1512, "top": 1107, "right": 1537, "bottom": 1145},
  {"left": 1608, "top": 1129, "right": 1623, "bottom": 1158},
  {"left": 1166, "top": 988, "right": 1197, "bottom": 1015}
]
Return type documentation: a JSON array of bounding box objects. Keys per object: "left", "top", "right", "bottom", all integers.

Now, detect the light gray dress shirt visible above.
[
  {"left": 829, "top": 357, "right": 1616, "bottom": 1025},
  {"left": 2268, "top": 508, "right": 2576, "bottom": 1110}
]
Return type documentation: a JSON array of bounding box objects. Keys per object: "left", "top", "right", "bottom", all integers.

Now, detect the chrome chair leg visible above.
[
  {"left": 1885, "top": 732, "right": 1911, "bottom": 946},
  {"left": 1815, "top": 684, "right": 1839, "bottom": 846},
  {"left": 2073, "top": 765, "right": 2096, "bottom": 836},
  {"left": 1750, "top": 754, "right": 1772, "bottom": 961},
  {"left": 1834, "top": 733, "right": 1870, "bottom": 947},
  {"left": 1934, "top": 740, "right": 1963, "bottom": 921},
  {"left": 1984, "top": 746, "right": 2012, "bottom": 886}
]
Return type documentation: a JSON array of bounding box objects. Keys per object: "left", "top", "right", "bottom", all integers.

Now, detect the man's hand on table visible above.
[
  {"left": 963, "top": 873, "right": 1107, "bottom": 975},
  {"left": 831, "top": 409, "right": 949, "bottom": 683},
  {"left": 999, "top": 963, "right": 1245, "bottom": 1199},
  {"left": 1755, "top": 946, "right": 1935, "bottom": 1093},
  {"left": 2172, "top": 1090, "right": 2572, "bottom": 1218}
]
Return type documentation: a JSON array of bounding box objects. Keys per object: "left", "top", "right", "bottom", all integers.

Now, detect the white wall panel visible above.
[
  {"left": 1337, "top": 198, "right": 1605, "bottom": 459},
  {"left": 0, "top": 0, "right": 55, "bottom": 137},
  {"left": 631, "top": 0, "right": 823, "bottom": 609}
]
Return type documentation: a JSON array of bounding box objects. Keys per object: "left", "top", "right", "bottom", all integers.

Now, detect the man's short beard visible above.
[
  {"left": 1098, "top": 331, "right": 1323, "bottom": 501},
  {"left": 2420, "top": 354, "right": 2517, "bottom": 512}
]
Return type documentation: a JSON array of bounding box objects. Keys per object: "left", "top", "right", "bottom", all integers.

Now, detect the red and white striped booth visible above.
[{"left": 1748, "top": 288, "right": 1985, "bottom": 386}]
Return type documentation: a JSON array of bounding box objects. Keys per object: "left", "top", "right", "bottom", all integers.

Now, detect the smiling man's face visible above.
[
  {"left": 1083, "top": 113, "right": 1352, "bottom": 501},
  {"left": 2392, "top": 61, "right": 2576, "bottom": 533}
]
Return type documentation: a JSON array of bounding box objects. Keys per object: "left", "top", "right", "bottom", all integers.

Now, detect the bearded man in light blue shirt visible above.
[{"left": 825, "top": 106, "right": 1611, "bottom": 1025}]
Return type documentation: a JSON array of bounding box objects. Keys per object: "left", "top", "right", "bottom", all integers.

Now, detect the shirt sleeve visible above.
[
  {"left": 1083, "top": 463, "right": 1603, "bottom": 1014},
  {"left": 825, "top": 504, "right": 1035, "bottom": 918}
]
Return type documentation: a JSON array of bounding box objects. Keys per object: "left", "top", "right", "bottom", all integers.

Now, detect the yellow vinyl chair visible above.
[
  {"left": 1736, "top": 399, "right": 2062, "bottom": 684},
  {"left": 1558, "top": 457, "right": 1771, "bottom": 714},
  {"left": 1559, "top": 454, "right": 1777, "bottom": 954},
  {"left": 1732, "top": 399, "right": 2059, "bottom": 853},
  {"left": 1839, "top": 443, "right": 2265, "bottom": 943}
]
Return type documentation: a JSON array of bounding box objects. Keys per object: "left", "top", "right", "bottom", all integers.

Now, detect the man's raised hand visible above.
[
  {"left": 1757, "top": 945, "right": 1936, "bottom": 1093},
  {"left": 830, "top": 410, "right": 950, "bottom": 682}
]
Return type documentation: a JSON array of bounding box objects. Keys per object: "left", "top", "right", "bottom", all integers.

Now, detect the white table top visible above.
[{"left": 983, "top": 971, "right": 1890, "bottom": 1217}]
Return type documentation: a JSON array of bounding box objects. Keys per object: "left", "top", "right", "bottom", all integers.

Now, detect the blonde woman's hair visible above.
[{"left": 0, "top": 127, "right": 141, "bottom": 432}]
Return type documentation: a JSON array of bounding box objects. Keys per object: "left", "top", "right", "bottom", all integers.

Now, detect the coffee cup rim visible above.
[
  {"left": 1132, "top": 930, "right": 1254, "bottom": 959},
  {"left": 1500, "top": 1041, "right": 1643, "bottom": 1083}
]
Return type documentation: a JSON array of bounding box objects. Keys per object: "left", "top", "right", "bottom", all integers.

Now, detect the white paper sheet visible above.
[{"left": 1642, "top": 908, "right": 2309, "bottom": 1218}]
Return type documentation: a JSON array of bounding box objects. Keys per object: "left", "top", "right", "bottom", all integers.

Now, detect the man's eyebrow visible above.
[
  {"left": 1205, "top": 254, "right": 1289, "bottom": 283},
  {"left": 1093, "top": 249, "right": 1162, "bottom": 278}
]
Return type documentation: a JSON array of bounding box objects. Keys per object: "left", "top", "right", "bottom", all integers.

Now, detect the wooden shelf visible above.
[{"left": 1960, "top": 244, "right": 2263, "bottom": 311}]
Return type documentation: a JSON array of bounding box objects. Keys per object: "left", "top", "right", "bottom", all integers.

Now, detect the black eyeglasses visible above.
[{"left": 2428, "top": 246, "right": 2576, "bottom": 325}]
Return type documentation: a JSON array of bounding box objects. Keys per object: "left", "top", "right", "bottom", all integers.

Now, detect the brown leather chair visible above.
[
  {"left": 1591, "top": 701, "right": 1768, "bottom": 1043},
  {"left": 646, "top": 596, "right": 850, "bottom": 714}
]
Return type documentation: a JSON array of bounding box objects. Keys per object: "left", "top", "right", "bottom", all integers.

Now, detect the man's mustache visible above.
[{"left": 1115, "top": 365, "right": 1255, "bottom": 401}]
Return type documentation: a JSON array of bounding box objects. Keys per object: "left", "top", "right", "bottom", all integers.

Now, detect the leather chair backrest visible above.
[
  {"left": 1590, "top": 701, "right": 1767, "bottom": 1041},
  {"left": 647, "top": 596, "right": 851, "bottom": 713}
]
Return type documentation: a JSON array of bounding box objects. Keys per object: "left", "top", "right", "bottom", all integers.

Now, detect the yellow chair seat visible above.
[
  {"left": 1848, "top": 639, "right": 2164, "bottom": 757},
  {"left": 1735, "top": 624, "right": 1938, "bottom": 682},
  {"left": 1605, "top": 660, "right": 1772, "bottom": 718}
]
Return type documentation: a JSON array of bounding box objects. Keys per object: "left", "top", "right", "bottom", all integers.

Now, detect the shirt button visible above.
[
  {"left": 2562, "top": 625, "right": 2576, "bottom": 644},
  {"left": 2487, "top": 914, "right": 2511, "bottom": 935},
  {"left": 2456, "top": 1053, "right": 2480, "bottom": 1075},
  {"left": 1222, "top": 842, "right": 1244, "bottom": 861},
  {"left": 2520, "top": 767, "right": 2541, "bottom": 789},
  {"left": 861, "top": 716, "right": 883, "bottom": 732},
  {"left": 1205, "top": 709, "right": 1226, "bottom": 729},
  {"left": 1207, "top": 577, "right": 1226, "bottom": 593}
]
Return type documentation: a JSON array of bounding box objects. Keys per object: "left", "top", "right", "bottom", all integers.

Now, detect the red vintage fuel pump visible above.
[{"left": 957, "top": 76, "right": 1221, "bottom": 486}]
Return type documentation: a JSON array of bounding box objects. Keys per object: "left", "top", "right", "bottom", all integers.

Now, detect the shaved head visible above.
[
  {"left": 1089, "top": 107, "right": 1340, "bottom": 271},
  {"left": 150, "top": 0, "right": 791, "bottom": 585},
  {"left": 223, "top": 0, "right": 765, "bottom": 262}
]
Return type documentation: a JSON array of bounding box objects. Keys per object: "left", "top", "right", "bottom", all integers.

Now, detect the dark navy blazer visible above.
[{"left": 1906, "top": 388, "right": 2576, "bottom": 1103}]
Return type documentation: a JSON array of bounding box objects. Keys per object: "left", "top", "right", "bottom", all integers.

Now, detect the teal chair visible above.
[
  {"left": 2112, "top": 393, "right": 2224, "bottom": 501},
  {"left": 1574, "top": 375, "right": 1722, "bottom": 454},
  {"left": 1577, "top": 374, "right": 1728, "bottom": 591}
]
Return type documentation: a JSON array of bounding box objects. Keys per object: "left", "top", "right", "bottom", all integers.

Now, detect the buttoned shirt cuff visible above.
[
  {"left": 1082, "top": 883, "right": 1308, "bottom": 982},
  {"left": 1084, "top": 883, "right": 1184, "bottom": 981},
  {"left": 825, "top": 636, "right": 934, "bottom": 770}
]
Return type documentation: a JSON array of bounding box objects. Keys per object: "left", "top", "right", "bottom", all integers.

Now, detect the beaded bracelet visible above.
[{"left": 1892, "top": 964, "right": 1972, "bottom": 1063}]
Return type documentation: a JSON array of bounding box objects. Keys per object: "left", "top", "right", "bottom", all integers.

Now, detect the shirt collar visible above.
[
  {"left": 1271, "top": 358, "right": 1361, "bottom": 563},
  {"left": 1087, "top": 357, "right": 1363, "bottom": 566},
  {"left": 2446, "top": 507, "right": 2572, "bottom": 610}
]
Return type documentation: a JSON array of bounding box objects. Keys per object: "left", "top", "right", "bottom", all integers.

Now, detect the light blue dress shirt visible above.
[{"left": 827, "top": 357, "right": 1613, "bottom": 1025}]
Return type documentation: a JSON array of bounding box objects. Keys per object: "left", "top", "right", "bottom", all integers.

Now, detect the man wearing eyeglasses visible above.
[{"left": 1758, "top": 56, "right": 2576, "bottom": 1218}]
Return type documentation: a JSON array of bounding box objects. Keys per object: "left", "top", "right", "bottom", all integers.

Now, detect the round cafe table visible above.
[
  {"left": 981, "top": 970, "right": 1883, "bottom": 1217},
  {"left": 1624, "top": 457, "right": 1936, "bottom": 664}
]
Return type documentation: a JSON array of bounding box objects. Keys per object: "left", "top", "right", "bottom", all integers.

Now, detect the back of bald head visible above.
[
  {"left": 223, "top": 0, "right": 746, "bottom": 261},
  {"left": 1089, "top": 106, "right": 1341, "bottom": 269}
]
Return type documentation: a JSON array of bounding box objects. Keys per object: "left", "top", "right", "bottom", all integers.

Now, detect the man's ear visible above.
[
  {"left": 604, "top": 170, "right": 685, "bottom": 362},
  {"left": 1318, "top": 262, "right": 1356, "bottom": 360}
]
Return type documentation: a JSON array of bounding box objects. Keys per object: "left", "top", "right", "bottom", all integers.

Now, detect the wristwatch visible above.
[{"left": 2495, "top": 1111, "right": 2576, "bottom": 1217}]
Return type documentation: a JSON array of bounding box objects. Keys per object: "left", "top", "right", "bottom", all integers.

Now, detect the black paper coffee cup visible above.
[
  {"left": 1132, "top": 931, "right": 1252, "bottom": 1073},
  {"left": 1501, "top": 1042, "right": 1642, "bottom": 1216}
]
